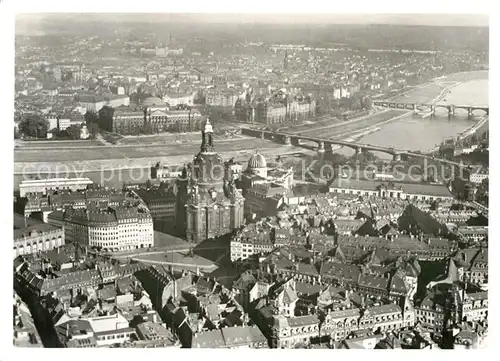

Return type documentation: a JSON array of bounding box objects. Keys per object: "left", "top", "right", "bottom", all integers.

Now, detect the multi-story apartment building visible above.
[
  {"left": 250, "top": 95, "right": 316, "bottom": 125},
  {"left": 205, "top": 88, "right": 244, "bottom": 107},
  {"left": 269, "top": 314, "right": 320, "bottom": 348},
  {"left": 321, "top": 303, "right": 415, "bottom": 342},
  {"left": 454, "top": 247, "right": 488, "bottom": 287},
  {"left": 47, "top": 205, "right": 154, "bottom": 252},
  {"left": 230, "top": 228, "right": 275, "bottom": 262},
  {"left": 78, "top": 94, "right": 130, "bottom": 112},
  {"left": 108, "top": 109, "right": 145, "bottom": 134},
  {"left": 163, "top": 91, "right": 196, "bottom": 107},
  {"left": 14, "top": 223, "right": 65, "bottom": 257},
  {"left": 255, "top": 101, "right": 287, "bottom": 124},
  {"left": 457, "top": 226, "right": 488, "bottom": 244},
  {"left": 134, "top": 187, "right": 177, "bottom": 225}
]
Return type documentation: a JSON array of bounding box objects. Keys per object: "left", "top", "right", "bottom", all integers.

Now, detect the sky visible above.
[{"left": 16, "top": 13, "right": 489, "bottom": 28}]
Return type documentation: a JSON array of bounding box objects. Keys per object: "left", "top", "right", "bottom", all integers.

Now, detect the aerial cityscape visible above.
[{"left": 13, "top": 13, "right": 488, "bottom": 349}]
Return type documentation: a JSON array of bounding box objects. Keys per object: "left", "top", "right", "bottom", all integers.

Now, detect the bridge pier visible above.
[
  {"left": 430, "top": 105, "right": 435, "bottom": 118},
  {"left": 325, "top": 143, "right": 333, "bottom": 153},
  {"left": 468, "top": 108, "right": 473, "bottom": 118},
  {"left": 283, "top": 136, "right": 291, "bottom": 145},
  {"left": 291, "top": 137, "right": 300, "bottom": 147},
  {"left": 393, "top": 153, "right": 401, "bottom": 162},
  {"left": 448, "top": 105, "right": 454, "bottom": 117},
  {"left": 354, "top": 146, "right": 362, "bottom": 155},
  {"left": 317, "top": 141, "right": 325, "bottom": 153},
  {"left": 260, "top": 131, "right": 265, "bottom": 140}
]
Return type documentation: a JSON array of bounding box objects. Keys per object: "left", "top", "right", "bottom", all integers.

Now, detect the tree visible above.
[
  {"left": 143, "top": 122, "right": 153, "bottom": 134},
  {"left": 66, "top": 124, "right": 82, "bottom": 140},
  {"left": 85, "top": 110, "right": 99, "bottom": 125},
  {"left": 362, "top": 96, "right": 372, "bottom": 109},
  {"left": 99, "top": 105, "right": 115, "bottom": 121},
  {"left": 87, "top": 123, "right": 100, "bottom": 138},
  {"left": 19, "top": 115, "right": 48, "bottom": 138},
  {"left": 348, "top": 94, "right": 362, "bottom": 110}
]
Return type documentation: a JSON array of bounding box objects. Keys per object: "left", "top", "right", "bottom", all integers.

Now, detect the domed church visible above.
[
  {"left": 247, "top": 152, "right": 268, "bottom": 178},
  {"left": 240, "top": 151, "right": 294, "bottom": 195},
  {"left": 175, "top": 119, "right": 245, "bottom": 243}
]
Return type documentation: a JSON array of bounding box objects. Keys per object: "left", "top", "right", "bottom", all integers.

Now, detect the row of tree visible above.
[
  {"left": 16, "top": 115, "right": 49, "bottom": 139},
  {"left": 16, "top": 113, "right": 99, "bottom": 140},
  {"left": 316, "top": 93, "right": 373, "bottom": 117}
]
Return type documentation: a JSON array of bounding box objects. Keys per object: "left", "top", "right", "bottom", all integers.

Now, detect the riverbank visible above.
[
  {"left": 342, "top": 111, "right": 413, "bottom": 141},
  {"left": 14, "top": 70, "right": 488, "bottom": 179},
  {"left": 457, "top": 116, "right": 489, "bottom": 142},
  {"left": 13, "top": 145, "right": 302, "bottom": 176}
]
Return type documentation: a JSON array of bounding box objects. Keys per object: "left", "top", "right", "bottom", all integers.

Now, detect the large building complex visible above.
[
  {"left": 235, "top": 93, "right": 316, "bottom": 124},
  {"left": 101, "top": 98, "right": 204, "bottom": 135},
  {"left": 47, "top": 204, "right": 153, "bottom": 252}
]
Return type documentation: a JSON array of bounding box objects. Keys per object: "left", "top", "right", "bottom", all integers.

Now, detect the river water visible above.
[
  {"left": 14, "top": 74, "right": 488, "bottom": 189},
  {"left": 336, "top": 77, "right": 489, "bottom": 159}
]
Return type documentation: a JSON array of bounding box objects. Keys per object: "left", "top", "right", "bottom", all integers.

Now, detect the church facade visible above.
[{"left": 175, "top": 119, "right": 245, "bottom": 243}]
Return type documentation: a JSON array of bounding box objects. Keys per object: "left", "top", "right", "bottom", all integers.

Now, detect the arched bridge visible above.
[
  {"left": 242, "top": 127, "right": 470, "bottom": 167},
  {"left": 372, "top": 101, "right": 489, "bottom": 116}
]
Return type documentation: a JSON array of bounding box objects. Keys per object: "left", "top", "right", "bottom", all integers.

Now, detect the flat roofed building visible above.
[
  {"left": 163, "top": 91, "right": 196, "bottom": 107},
  {"left": 19, "top": 178, "right": 94, "bottom": 197},
  {"left": 19, "top": 177, "right": 94, "bottom": 197},
  {"left": 329, "top": 178, "right": 454, "bottom": 202},
  {"left": 87, "top": 313, "right": 135, "bottom": 347}
]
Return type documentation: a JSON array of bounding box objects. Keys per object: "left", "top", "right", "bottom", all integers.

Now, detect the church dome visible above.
[
  {"left": 248, "top": 152, "right": 267, "bottom": 169},
  {"left": 142, "top": 96, "right": 165, "bottom": 107}
]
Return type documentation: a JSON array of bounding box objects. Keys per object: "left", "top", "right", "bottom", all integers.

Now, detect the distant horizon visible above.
[{"left": 16, "top": 13, "right": 489, "bottom": 28}]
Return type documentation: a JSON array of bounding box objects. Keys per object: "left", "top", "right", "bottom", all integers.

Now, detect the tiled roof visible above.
[
  {"left": 221, "top": 325, "right": 267, "bottom": 347},
  {"left": 14, "top": 223, "right": 62, "bottom": 240},
  {"left": 192, "top": 329, "right": 226, "bottom": 348},
  {"left": 287, "top": 314, "right": 319, "bottom": 327},
  {"left": 358, "top": 274, "right": 389, "bottom": 291}
]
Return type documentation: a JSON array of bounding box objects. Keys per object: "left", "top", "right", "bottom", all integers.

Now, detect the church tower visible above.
[{"left": 177, "top": 119, "right": 244, "bottom": 243}]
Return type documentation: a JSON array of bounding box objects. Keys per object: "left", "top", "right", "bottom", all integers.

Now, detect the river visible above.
[
  {"left": 13, "top": 72, "right": 488, "bottom": 189},
  {"left": 335, "top": 74, "right": 489, "bottom": 159}
]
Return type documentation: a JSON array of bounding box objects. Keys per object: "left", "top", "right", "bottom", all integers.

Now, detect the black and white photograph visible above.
[{"left": 2, "top": 2, "right": 492, "bottom": 354}]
